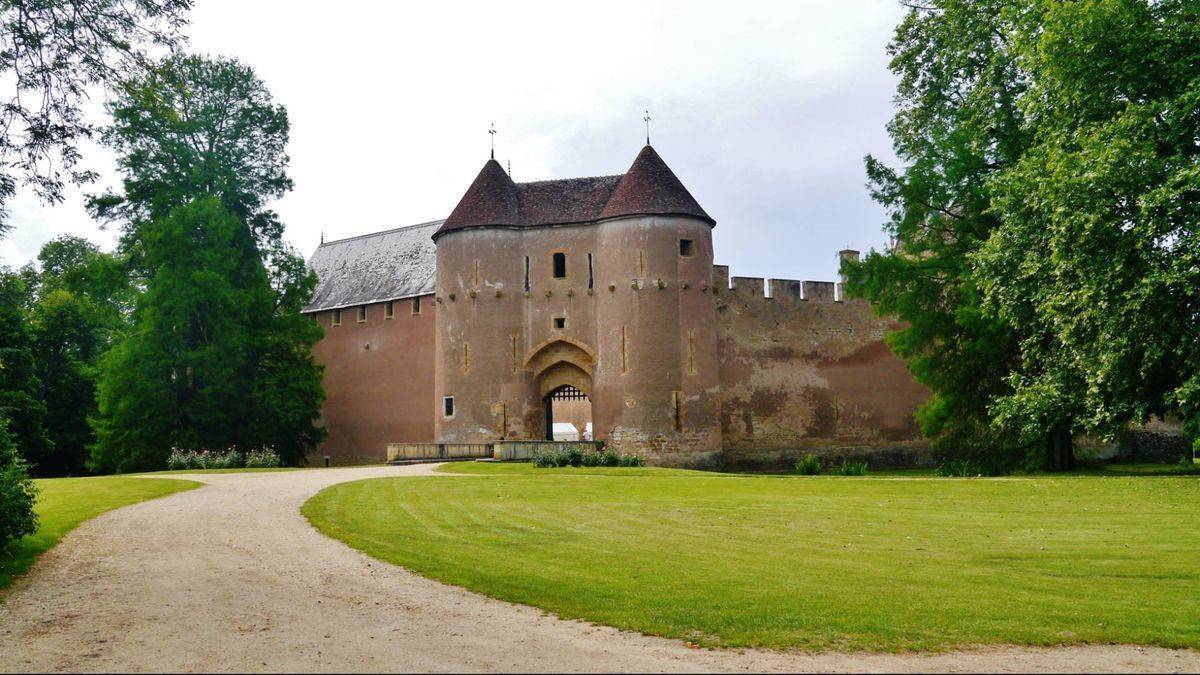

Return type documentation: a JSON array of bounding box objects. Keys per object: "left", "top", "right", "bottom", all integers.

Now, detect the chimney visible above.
[{"left": 837, "top": 249, "right": 860, "bottom": 283}]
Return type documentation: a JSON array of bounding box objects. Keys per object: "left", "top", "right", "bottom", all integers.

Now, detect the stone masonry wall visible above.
[{"left": 713, "top": 265, "right": 932, "bottom": 471}]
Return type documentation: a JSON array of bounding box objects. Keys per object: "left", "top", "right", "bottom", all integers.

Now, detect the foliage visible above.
[
  {"left": 25, "top": 236, "right": 131, "bottom": 476},
  {"left": 89, "top": 54, "right": 324, "bottom": 472},
  {"left": 532, "top": 447, "right": 643, "bottom": 468},
  {"left": 835, "top": 459, "right": 868, "bottom": 476},
  {"left": 975, "top": 0, "right": 1200, "bottom": 456},
  {"left": 935, "top": 458, "right": 986, "bottom": 478},
  {"left": 842, "top": 0, "right": 1035, "bottom": 470},
  {"left": 305, "top": 465, "right": 1200, "bottom": 651},
  {"left": 0, "top": 0, "right": 190, "bottom": 234},
  {"left": 165, "top": 446, "right": 280, "bottom": 470},
  {"left": 0, "top": 415, "right": 37, "bottom": 554},
  {"left": 0, "top": 271, "right": 52, "bottom": 471},
  {"left": 1, "top": 473, "right": 197, "bottom": 590},
  {"left": 795, "top": 454, "right": 821, "bottom": 475}
]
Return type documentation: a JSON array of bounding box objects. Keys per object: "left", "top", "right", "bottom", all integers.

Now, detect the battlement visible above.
[{"left": 715, "top": 265, "right": 846, "bottom": 303}]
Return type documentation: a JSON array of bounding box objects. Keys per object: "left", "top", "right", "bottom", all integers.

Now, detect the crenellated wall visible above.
[{"left": 713, "top": 261, "right": 932, "bottom": 471}]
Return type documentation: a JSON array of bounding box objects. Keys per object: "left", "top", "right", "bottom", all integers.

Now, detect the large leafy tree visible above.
[
  {"left": 0, "top": 271, "right": 51, "bottom": 471},
  {"left": 976, "top": 0, "right": 1200, "bottom": 455},
  {"left": 25, "top": 236, "right": 130, "bottom": 476},
  {"left": 842, "top": 0, "right": 1038, "bottom": 470},
  {"left": 0, "top": 0, "right": 190, "bottom": 234},
  {"left": 90, "top": 55, "right": 323, "bottom": 471}
]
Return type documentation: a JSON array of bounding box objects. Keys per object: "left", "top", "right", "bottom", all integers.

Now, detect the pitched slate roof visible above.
[
  {"left": 302, "top": 220, "right": 441, "bottom": 313},
  {"left": 434, "top": 145, "right": 712, "bottom": 240}
]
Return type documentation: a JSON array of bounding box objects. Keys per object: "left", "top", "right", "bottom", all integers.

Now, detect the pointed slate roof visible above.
[
  {"left": 433, "top": 145, "right": 712, "bottom": 240},
  {"left": 599, "top": 145, "right": 712, "bottom": 224},
  {"left": 440, "top": 159, "right": 519, "bottom": 232}
]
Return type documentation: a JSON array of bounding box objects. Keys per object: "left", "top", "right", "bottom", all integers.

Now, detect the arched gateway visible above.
[{"left": 526, "top": 338, "right": 595, "bottom": 441}]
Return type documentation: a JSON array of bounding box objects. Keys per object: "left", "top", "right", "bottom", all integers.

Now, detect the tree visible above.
[
  {"left": 90, "top": 55, "right": 323, "bottom": 471},
  {"left": 0, "top": 271, "right": 52, "bottom": 472},
  {"left": 0, "top": 412, "right": 37, "bottom": 554},
  {"left": 92, "top": 198, "right": 268, "bottom": 471},
  {"left": 842, "top": 0, "right": 1039, "bottom": 471},
  {"left": 25, "top": 236, "right": 131, "bottom": 476},
  {"left": 975, "top": 0, "right": 1200, "bottom": 459},
  {"left": 0, "top": 0, "right": 191, "bottom": 234}
]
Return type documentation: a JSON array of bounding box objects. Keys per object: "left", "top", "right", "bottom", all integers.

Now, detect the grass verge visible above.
[
  {"left": 304, "top": 464, "right": 1199, "bottom": 652},
  {"left": 1, "top": 475, "right": 199, "bottom": 591}
]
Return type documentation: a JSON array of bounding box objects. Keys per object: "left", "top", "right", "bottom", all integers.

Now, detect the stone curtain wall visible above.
[{"left": 713, "top": 265, "right": 933, "bottom": 471}]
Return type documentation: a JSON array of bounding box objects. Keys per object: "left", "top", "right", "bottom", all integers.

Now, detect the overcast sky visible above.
[{"left": 4, "top": 0, "right": 906, "bottom": 282}]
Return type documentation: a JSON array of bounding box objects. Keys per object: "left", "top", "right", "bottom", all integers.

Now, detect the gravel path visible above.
[{"left": 1, "top": 464, "right": 1196, "bottom": 673}]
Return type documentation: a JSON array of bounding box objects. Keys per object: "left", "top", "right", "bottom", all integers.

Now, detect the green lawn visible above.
[
  {"left": 1, "top": 475, "right": 200, "bottom": 591},
  {"left": 303, "top": 464, "right": 1200, "bottom": 652}
]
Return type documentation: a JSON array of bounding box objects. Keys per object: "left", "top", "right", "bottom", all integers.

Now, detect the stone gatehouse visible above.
[{"left": 301, "top": 145, "right": 930, "bottom": 468}]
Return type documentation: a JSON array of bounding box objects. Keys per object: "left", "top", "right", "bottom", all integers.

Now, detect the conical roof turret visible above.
[
  {"left": 434, "top": 159, "right": 519, "bottom": 239},
  {"left": 599, "top": 145, "right": 713, "bottom": 224}
]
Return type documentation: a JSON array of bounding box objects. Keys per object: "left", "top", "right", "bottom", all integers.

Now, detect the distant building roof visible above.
[
  {"left": 434, "top": 144, "right": 713, "bottom": 240},
  {"left": 302, "top": 220, "right": 441, "bottom": 313}
]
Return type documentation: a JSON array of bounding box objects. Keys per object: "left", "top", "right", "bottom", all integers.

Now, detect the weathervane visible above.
[
  {"left": 488, "top": 122, "right": 497, "bottom": 159},
  {"left": 643, "top": 110, "right": 652, "bottom": 145}
]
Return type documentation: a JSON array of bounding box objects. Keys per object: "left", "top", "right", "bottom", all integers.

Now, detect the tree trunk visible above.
[{"left": 1044, "top": 428, "right": 1076, "bottom": 472}]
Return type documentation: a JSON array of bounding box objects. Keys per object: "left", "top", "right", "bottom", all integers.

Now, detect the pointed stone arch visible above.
[{"left": 523, "top": 336, "right": 596, "bottom": 379}]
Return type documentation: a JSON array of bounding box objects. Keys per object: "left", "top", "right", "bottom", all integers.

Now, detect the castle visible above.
[{"left": 301, "top": 145, "right": 930, "bottom": 468}]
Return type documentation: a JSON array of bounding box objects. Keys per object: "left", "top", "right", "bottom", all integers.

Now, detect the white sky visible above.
[{"left": 3, "top": 0, "right": 905, "bottom": 282}]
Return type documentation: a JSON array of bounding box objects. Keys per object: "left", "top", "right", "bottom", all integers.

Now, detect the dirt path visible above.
[{"left": 1, "top": 465, "right": 1196, "bottom": 673}]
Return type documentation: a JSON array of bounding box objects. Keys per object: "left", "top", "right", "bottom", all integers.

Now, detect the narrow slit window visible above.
[
  {"left": 357, "top": 305, "right": 367, "bottom": 323},
  {"left": 524, "top": 255, "right": 530, "bottom": 292},
  {"left": 385, "top": 301, "right": 394, "bottom": 319},
  {"left": 587, "top": 253, "right": 594, "bottom": 290},
  {"left": 672, "top": 391, "right": 683, "bottom": 432},
  {"left": 679, "top": 239, "right": 695, "bottom": 257},
  {"left": 332, "top": 308, "right": 342, "bottom": 327},
  {"left": 443, "top": 396, "right": 455, "bottom": 418},
  {"left": 620, "top": 326, "right": 628, "bottom": 373},
  {"left": 553, "top": 317, "right": 566, "bottom": 330},
  {"left": 411, "top": 296, "right": 422, "bottom": 315},
  {"left": 552, "top": 252, "right": 567, "bottom": 278}
]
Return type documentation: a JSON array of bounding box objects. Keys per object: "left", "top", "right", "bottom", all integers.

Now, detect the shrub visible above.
[
  {"left": 935, "top": 458, "right": 984, "bottom": 477},
  {"left": 795, "top": 454, "right": 821, "bottom": 475},
  {"left": 564, "top": 447, "right": 583, "bottom": 467},
  {"left": 244, "top": 448, "right": 281, "bottom": 468},
  {"left": 617, "top": 453, "right": 644, "bottom": 467},
  {"left": 532, "top": 450, "right": 557, "bottom": 468},
  {"left": 580, "top": 450, "right": 602, "bottom": 467},
  {"left": 0, "top": 419, "right": 38, "bottom": 553},
  {"left": 836, "top": 459, "right": 868, "bottom": 476},
  {"left": 599, "top": 449, "right": 621, "bottom": 467}
]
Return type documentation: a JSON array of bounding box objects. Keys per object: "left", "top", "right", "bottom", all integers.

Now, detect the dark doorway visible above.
[{"left": 544, "top": 385, "right": 592, "bottom": 441}]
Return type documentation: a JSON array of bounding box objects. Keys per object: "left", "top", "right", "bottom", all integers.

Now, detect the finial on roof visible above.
[
  {"left": 320, "top": 229, "right": 325, "bottom": 245},
  {"left": 507, "top": 159, "right": 512, "bottom": 178},
  {"left": 643, "top": 110, "right": 652, "bottom": 145},
  {"left": 488, "top": 122, "right": 497, "bottom": 159}
]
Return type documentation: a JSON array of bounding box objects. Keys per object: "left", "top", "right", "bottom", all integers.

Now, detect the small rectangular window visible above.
[
  {"left": 587, "top": 253, "right": 594, "bottom": 289},
  {"left": 385, "top": 301, "right": 394, "bottom": 319},
  {"left": 552, "top": 252, "right": 567, "bottom": 278},
  {"left": 332, "top": 308, "right": 342, "bottom": 327},
  {"left": 443, "top": 396, "right": 455, "bottom": 418},
  {"left": 553, "top": 317, "right": 566, "bottom": 330},
  {"left": 412, "top": 296, "right": 422, "bottom": 315},
  {"left": 680, "top": 239, "right": 695, "bottom": 257},
  {"left": 357, "top": 305, "right": 367, "bottom": 323}
]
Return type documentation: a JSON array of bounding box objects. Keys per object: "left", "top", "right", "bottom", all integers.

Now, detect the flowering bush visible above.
[{"left": 165, "top": 446, "right": 281, "bottom": 470}]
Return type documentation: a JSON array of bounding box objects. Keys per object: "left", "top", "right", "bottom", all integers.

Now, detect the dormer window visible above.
[{"left": 552, "top": 252, "right": 567, "bottom": 278}]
